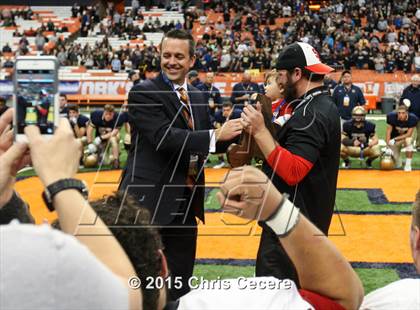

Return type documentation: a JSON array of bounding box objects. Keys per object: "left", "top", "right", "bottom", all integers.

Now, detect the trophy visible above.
[{"left": 227, "top": 93, "right": 277, "bottom": 167}]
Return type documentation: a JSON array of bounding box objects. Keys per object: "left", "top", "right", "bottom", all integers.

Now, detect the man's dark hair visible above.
[
  {"left": 397, "top": 104, "right": 408, "bottom": 112},
  {"left": 160, "top": 29, "right": 196, "bottom": 58},
  {"left": 104, "top": 104, "right": 115, "bottom": 112},
  {"left": 128, "top": 70, "right": 138, "bottom": 80},
  {"left": 67, "top": 104, "right": 79, "bottom": 113},
  {"left": 60, "top": 94, "right": 67, "bottom": 100},
  {"left": 90, "top": 192, "right": 163, "bottom": 310},
  {"left": 341, "top": 70, "right": 351, "bottom": 77},
  {"left": 223, "top": 102, "right": 233, "bottom": 108}
]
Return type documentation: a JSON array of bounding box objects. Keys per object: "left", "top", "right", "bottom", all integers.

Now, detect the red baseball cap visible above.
[{"left": 276, "top": 42, "right": 334, "bottom": 75}]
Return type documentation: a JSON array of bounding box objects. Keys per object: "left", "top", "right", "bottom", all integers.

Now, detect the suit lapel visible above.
[{"left": 154, "top": 73, "right": 190, "bottom": 128}]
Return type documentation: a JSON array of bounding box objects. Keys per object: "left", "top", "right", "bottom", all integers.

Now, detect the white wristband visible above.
[{"left": 265, "top": 199, "right": 300, "bottom": 237}]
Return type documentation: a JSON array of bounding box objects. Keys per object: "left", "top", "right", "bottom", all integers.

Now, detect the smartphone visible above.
[{"left": 13, "top": 56, "right": 59, "bottom": 142}]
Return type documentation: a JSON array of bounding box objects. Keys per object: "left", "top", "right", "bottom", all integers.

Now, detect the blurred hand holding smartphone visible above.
[{"left": 14, "top": 56, "right": 59, "bottom": 142}]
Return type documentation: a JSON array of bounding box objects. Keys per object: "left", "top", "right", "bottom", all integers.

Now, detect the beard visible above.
[{"left": 282, "top": 74, "right": 298, "bottom": 103}]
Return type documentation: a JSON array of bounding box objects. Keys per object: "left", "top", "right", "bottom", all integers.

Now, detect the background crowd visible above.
[{"left": 1, "top": 0, "right": 419, "bottom": 73}]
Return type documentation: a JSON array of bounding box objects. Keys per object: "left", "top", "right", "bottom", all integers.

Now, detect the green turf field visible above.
[{"left": 204, "top": 188, "right": 412, "bottom": 213}]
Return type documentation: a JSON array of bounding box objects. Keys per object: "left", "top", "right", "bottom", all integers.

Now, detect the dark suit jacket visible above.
[{"left": 120, "top": 72, "right": 212, "bottom": 225}]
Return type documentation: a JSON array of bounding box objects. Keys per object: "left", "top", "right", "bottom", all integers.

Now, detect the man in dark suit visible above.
[{"left": 119, "top": 29, "right": 242, "bottom": 300}]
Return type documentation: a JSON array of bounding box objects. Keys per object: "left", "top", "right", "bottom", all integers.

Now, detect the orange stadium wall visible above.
[
  {"left": 62, "top": 69, "right": 413, "bottom": 95},
  {"left": 1, "top": 69, "right": 412, "bottom": 107},
  {"left": 57, "top": 69, "right": 413, "bottom": 107}
]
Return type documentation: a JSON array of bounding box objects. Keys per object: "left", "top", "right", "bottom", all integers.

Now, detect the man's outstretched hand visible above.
[{"left": 215, "top": 118, "right": 243, "bottom": 141}]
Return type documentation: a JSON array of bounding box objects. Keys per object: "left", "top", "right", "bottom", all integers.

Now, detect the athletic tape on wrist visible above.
[{"left": 265, "top": 199, "right": 300, "bottom": 237}]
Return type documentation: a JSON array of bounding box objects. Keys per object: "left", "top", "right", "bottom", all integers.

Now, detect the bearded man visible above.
[{"left": 240, "top": 42, "right": 341, "bottom": 284}]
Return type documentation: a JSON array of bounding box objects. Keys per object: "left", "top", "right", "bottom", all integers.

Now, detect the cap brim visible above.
[{"left": 305, "top": 63, "right": 334, "bottom": 74}]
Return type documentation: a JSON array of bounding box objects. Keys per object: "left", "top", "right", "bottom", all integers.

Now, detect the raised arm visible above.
[
  {"left": 25, "top": 119, "right": 140, "bottom": 309},
  {"left": 385, "top": 124, "right": 393, "bottom": 144},
  {"left": 86, "top": 122, "right": 95, "bottom": 144},
  {"left": 217, "top": 166, "right": 364, "bottom": 310},
  {"left": 241, "top": 103, "right": 314, "bottom": 186}
]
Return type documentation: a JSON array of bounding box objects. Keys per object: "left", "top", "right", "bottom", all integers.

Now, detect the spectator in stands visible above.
[
  {"left": 2, "top": 57, "right": 14, "bottom": 68},
  {"left": 46, "top": 19, "right": 55, "bottom": 32},
  {"left": 128, "top": 70, "right": 140, "bottom": 86},
  {"left": 400, "top": 74, "right": 420, "bottom": 150},
  {"left": 56, "top": 46, "right": 68, "bottom": 66},
  {"left": 332, "top": 70, "right": 366, "bottom": 127},
  {"left": 86, "top": 104, "right": 122, "bottom": 169},
  {"left": 131, "top": 0, "right": 139, "bottom": 17},
  {"left": 341, "top": 106, "right": 380, "bottom": 168},
  {"left": 67, "top": 104, "right": 89, "bottom": 139},
  {"left": 71, "top": 3, "right": 79, "bottom": 18},
  {"left": 230, "top": 72, "right": 260, "bottom": 109},
  {"left": 18, "top": 35, "right": 28, "bottom": 46},
  {"left": 35, "top": 32, "right": 47, "bottom": 52},
  {"left": 2, "top": 44, "right": 12, "bottom": 53},
  {"left": 197, "top": 72, "right": 222, "bottom": 123},
  {"left": 4, "top": 1, "right": 419, "bottom": 78},
  {"left": 374, "top": 54, "right": 386, "bottom": 73},
  {"left": 111, "top": 54, "right": 122, "bottom": 72},
  {"left": 122, "top": 55, "right": 132, "bottom": 72},
  {"left": 385, "top": 54, "right": 397, "bottom": 73},
  {"left": 415, "top": 52, "right": 420, "bottom": 73},
  {"left": 219, "top": 49, "right": 232, "bottom": 72},
  {"left": 386, "top": 104, "right": 418, "bottom": 171}
]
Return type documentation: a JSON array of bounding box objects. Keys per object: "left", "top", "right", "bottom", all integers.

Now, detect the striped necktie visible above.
[{"left": 177, "top": 87, "right": 193, "bottom": 129}]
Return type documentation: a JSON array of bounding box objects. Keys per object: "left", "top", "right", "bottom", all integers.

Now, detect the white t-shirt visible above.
[
  {"left": 361, "top": 278, "right": 420, "bottom": 310},
  {"left": 0, "top": 222, "right": 129, "bottom": 310},
  {"left": 178, "top": 276, "right": 314, "bottom": 310}
]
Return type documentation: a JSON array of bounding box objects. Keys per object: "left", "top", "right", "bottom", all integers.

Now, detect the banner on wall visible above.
[
  {"left": 0, "top": 79, "right": 403, "bottom": 99},
  {"left": 0, "top": 80, "right": 133, "bottom": 96},
  {"left": 384, "top": 82, "right": 410, "bottom": 98},
  {"left": 78, "top": 81, "right": 133, "bottom": 95}
]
